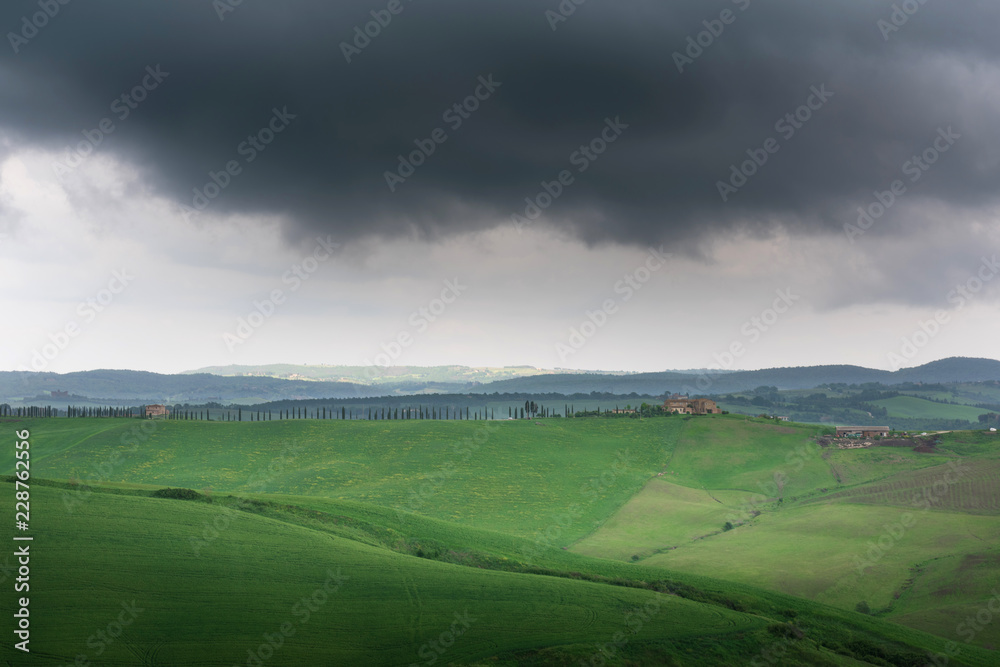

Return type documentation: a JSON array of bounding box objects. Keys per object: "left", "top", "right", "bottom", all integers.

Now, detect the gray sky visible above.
[{"left": 1, "top": 0, "right": 998, "bottom": 375}]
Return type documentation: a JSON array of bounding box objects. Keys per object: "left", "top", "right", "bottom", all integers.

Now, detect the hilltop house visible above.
[
  {"left": 663, "top": 397, "right": 722, "bottom": 415},
  {"left": 145, "top": 404, "right": 169, "bottom": 419}
]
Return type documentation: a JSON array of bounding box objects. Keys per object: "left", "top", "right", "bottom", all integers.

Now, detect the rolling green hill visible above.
[
  {"left": 5, "top": 478, "right": 997, "bottom": 666},
  {"left": 3, "top": 415, "right": 999, "bottom": 665},
  {"left": 571, "top": 427, "right": 1000, "bottom": 652},
  {"left": 4, "top": 485, "right": 766, "bottom": 666},
  {"left": 3, "top": 418, "right": 684, "bottom": 541}
]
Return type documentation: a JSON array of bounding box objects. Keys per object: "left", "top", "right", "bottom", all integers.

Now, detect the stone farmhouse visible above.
[
  {"left": 663, "top": 397, "right": 722, "bottom": 415},
  {"left": 145, "top": 404, "right": 169, "bottom": 419}
]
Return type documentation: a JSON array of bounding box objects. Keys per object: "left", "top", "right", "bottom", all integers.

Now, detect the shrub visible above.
[{"left": 151, "top": 487, "right": 206, "bottom": 501}]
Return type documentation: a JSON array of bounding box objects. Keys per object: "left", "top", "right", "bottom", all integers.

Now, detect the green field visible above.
[
  {"left": 6, "top": 486, "right": 767, "bottom": 666},
  {"left": 2, "top": 415, "right": 999, "bottom": 665},
  {"left": 571, "top": 425, "right": 1000, "bottom": 653},
  {"left": 5, "top": 418, "right": 682, "bottom": 541},
  {"left": 872, "top": 396, "right": 988, "bottom": 421}
]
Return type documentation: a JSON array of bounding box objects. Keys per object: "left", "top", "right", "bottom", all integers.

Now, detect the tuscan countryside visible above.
[{"left": 2, "top": 2, "right": 1000, "bottom": 667}]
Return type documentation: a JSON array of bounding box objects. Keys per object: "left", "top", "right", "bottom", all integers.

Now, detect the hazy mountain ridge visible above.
[
  {"left": 180, "top": 363, "right": 634, "bottom": 384},
  {"left": 469, "top": 358, "right": 1000, "bottom": 395},
  {"left": 0, "top": 369, "right": 370, "bottom": 403},
  {"left": 2, "top": 357, "right": 998, "bottom": 404}
]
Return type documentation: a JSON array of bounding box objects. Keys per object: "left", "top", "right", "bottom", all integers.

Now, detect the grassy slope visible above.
[
  {"left": 1, "top": 417, "right": 684, "bottom": 542},
  {"left": 886, "top": 552, "right": 1000, "bottom": 651},
  {"left": 3, "top": 485, "right": 767, "bottom": 667},
  {"left": 6, "top": 480, "right": 997, "bottom": 666},
  {"left": 803, "top": 459, "right": 1000, "bottom": 513},
  {"left": 5, "top": 417, "right": 1000, "bottom": 664},
  {"left": 572, "top": 479, "right": 738, "bottom": 561},
  {"left": 571, "top": 424, "right": 1000, "bottom": 650},
  {"left": 641, "top": 504, "right": 1000, "bottom": 626},
  {"left": 661, "top": 416, "right": 831, "bottom": 495}
]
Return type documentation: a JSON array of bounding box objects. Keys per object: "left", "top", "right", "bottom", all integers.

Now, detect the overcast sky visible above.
[{"left": 1, "top": 0, "right": 998, "bottom": 375}]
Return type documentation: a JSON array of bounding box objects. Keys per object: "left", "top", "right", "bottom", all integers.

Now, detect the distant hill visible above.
[
  {"left": 0, "top": 369, "right": 371, "bottom": 403},
  {"left": 4, "top": 357, "right": 998, "bottom": 404},
  {"left": 180, "top": 363, "right": 626, "bottom": 385},
  {"left": 467, "top": 357, "right": 1000, "bottom": 395}
]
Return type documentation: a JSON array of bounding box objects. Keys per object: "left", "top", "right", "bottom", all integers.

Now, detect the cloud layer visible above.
[{"left": 2, "top": 0, "right": 997, "bottom": 249}]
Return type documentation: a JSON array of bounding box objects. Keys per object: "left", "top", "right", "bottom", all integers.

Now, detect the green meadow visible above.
[
  {"left": 2, "top": 414, "right": 999, "bottom": 665},
  {"left": 872, "top": 396, "right": 988, "bottom": 421}
]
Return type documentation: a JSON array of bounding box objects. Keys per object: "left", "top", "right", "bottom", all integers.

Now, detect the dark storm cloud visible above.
[{"left": 1, "top": 0, "right": 998, "bottom": 247}]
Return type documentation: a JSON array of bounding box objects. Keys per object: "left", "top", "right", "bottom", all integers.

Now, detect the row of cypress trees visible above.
[{"left": 2, "top": 402, "right": 617, "bottom": 421}]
